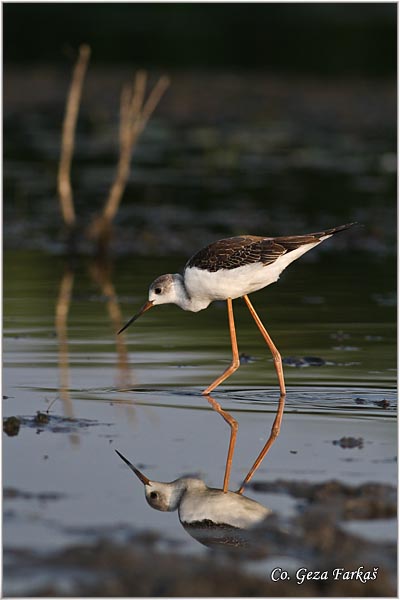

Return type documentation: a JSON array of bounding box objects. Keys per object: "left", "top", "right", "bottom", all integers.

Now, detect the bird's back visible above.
[
  {"left": 182, "top": 224, "right": 355, "bottom": 304},
  {"left": 185, "top": 224, "right": 355, "bottom": 273}
]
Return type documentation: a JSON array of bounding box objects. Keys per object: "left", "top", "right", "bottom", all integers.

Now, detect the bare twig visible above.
[
  {"left": 119, "top": 83, "right": 132, "bottom": 148},
  {"left": 140, "top": 75, "right": 170, "bottom": 130},
  {"left": 57, "top": 44, "right": 91, "bottom": 228},
  {"left": 104, "top": 72, "right": 170, "bottom": 223},
  {"left": 94, "top": 72, "right": 170, "bottom": 229},
  {"left": 130, "top": 70, "right": 147, "bottom": 125}
]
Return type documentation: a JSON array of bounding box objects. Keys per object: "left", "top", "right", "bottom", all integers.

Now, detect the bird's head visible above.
[
  {"left": 115, "top": 450, "right": 185, "bottom": 512},
  {"left": 118, "top": 274, "right": 184, "bottom": 334},
  {"left": 148, "top": 274, "right": 182, "bottom": 306}
]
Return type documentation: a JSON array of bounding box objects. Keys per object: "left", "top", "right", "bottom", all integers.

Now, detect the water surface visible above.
[
  {"left": 4, "top": 248, "right": 396, "bottom": 593},
  {"left": 3, "top": 69, "right": 396, "bottom": 594}
]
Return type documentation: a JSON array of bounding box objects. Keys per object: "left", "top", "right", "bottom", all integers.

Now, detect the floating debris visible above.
[
  {"left": 333, "top": 436, "right": 364, "bottom": 449},
  {"left": 34, "top": 411, "right": 50, "bottom": 425},
  {"left": 3, "top": 416, "right": 21, "bottom": 437},
  {"left": 373, "top": 399, "right": 390, "bottom": 409},
  {"left": 354, "top": 397, "right": 367, "bottom": 404},
  {"left": 7, "top": 414, "right": 113, "bottom": 434},
  {"left": 354, "top": 398, "right": 390, "bottom": 409},
  {"left": 239, "top": 352, "right": 256, "bottom": 364},
  {"left": 303, "top": 356, "right": 326, "bottom": 366},
  {"left": 4, "top": 487, "right": 65, "bottom": 502},
  {"left": 283, "top": 355, "right": 326, "bottom": 368}
]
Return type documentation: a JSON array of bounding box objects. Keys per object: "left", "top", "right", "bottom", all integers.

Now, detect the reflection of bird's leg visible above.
[
  {"left": 243, "top": 294, "right": 286, "bottom": 396},
  {"left": 237, "top": 393, "right": 286, "bottom": 494},
  {"left": 206, "top": 396, "right": 238, "bottom": 493},
  {"left": 202, "top": 298, "right": 240, "bottom": 395}
]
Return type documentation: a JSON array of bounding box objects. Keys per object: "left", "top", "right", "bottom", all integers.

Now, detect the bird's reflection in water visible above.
[
  {"left": 115, "top": 449, "right": 271, "bottom": 551},
  {"left": 206, "top": 393, "right": 286, "bottom": 495}
]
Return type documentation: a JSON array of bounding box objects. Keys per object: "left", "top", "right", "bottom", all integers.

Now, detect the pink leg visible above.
[
  {"left": 202, "top": 298, "right": 240, "bottom": 395},
  {"left": 237, "top": 392, "right": 286, "bottom": 494},
  {"left": 207, "top": 396, "right": 238, "bottom": 493},
  {"left": 243, "top": 294, "right": 286, "bottom": 396}
]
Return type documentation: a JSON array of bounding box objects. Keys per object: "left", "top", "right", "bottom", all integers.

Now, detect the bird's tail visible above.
[
  {"left": 273, "top": 222, "right": 357, "bottom": 250},
  {"left": 315, "top": 222, "right": 358, "bottom": 238}
]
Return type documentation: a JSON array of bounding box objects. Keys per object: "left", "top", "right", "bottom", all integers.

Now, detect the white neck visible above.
[
  {"left": 173, "top": 275, "right": 211, "bottom": 312},
  {"left": 160, "top": 477, "right": 205, "bottom": 511},
  {"left": 162, "top": 479, "right": 188, "bottom": 511}
]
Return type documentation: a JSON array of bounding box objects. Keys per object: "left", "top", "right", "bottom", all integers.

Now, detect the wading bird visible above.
[
  {"left": 119, "top": 223, "right": 355, "bottom": 395},
  {"left": 115, "top": 449, "right": 271, "bottom": 549}
]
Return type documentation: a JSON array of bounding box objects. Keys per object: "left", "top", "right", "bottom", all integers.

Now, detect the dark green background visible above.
[{"left": 4, "top": 3, "right": 396, "bottom": 75}]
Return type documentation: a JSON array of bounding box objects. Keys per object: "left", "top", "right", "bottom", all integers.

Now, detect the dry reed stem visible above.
[
  {"left": 140, "top": 75, "right": 170, "bottom": 129},
  {"left": 57, "top": 44, "right": 91, "bottom": 227},
  {"left": 101, "top": 72, "right": 170, "bottom": 224},
  {"left": 119, "top": 84, "right": 132, "bottom": 148},
  {"left": 130, "top": 70, "right": 147, "bottom": 124}
]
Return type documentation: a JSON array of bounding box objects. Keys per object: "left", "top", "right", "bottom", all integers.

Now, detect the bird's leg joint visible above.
[
  {"left": 232, "top": 355, "right": 240, "bottom": 370},
  {"left": 270, "top": 423, "right": 280, "bottom": 440}
]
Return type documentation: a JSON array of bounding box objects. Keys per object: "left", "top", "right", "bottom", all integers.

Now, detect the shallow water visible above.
[
  {"left": 3, "top": 248, "right": 396, "bottom": 593},
  {"left": 3, "top": 69, "right": 397, "bottom": 594}
]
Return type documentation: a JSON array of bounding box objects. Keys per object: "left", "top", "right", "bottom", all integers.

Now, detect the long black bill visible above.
[
  {"left": 118, "top": 300, "right": 154, "bottom": 335},
  {"left": 115, "top": 450, "right": 151, "bottom": 485}
]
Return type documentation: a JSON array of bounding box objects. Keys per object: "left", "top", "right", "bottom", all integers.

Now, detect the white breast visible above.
[{"left": 184, "top": 240, "right": 324, "bottom": 303}]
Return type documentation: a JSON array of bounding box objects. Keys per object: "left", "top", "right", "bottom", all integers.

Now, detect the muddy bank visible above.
[
  {"left": 5, "top": 479, "right": 396, "bottom": 597},
  {"left": 6, "top": 539, "right": 394, "bottom": 597}
]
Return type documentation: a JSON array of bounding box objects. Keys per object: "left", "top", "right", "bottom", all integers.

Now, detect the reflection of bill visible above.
[{"left": 115, "top": 450, "right": 271, "bottom": 550}]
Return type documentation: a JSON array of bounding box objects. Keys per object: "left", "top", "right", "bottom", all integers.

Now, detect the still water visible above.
[
  {"left": 3, "top": 247, "right": 396, "bottom": 592},
  {"left": 3, "top": 61, "right": 397, "bottom": 593}
]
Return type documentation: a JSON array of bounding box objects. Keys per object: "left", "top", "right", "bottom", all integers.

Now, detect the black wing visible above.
[
  {"left": 185, "top": 224, "right": 355, "bottom": 273},
  {"left": 185, "top": 236, "right": 287, "bottom": 272}
]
